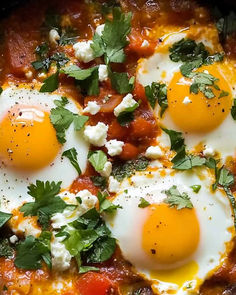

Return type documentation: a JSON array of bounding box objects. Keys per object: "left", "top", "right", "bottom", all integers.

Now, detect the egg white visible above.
[
  {"left": 0, "top": 86, "right": 89, "bottom": 213},
  {"left": 105, "top": 168, "right": 234, "bottom": 294}
]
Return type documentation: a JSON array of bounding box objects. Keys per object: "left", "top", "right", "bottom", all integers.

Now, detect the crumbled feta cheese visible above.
[
  {"left": 141, "top": 40, "right": 149, "bottom": 47},
  {"left": 96, "top": 24, "right": 105, "bottom": 36},
  {"left": 100, "top": 161, "right": 112, "bottom": 177},
  {"left": 9, "top": 235, "right": 18, "bottom": 244},
  {"left": 114, "top": 94, "right": 137, "bottom": 117},
  {"left": 17, "top": 219, "right": 41, "bottom": 237},
  {"left": 73, "top": 40, "right": 94, "bottom": 63},
  {"left": 51, "top": 190, "right": 97, "bottom": 229},
  {"left": 182, "top": 96, "right": 191, "bottom": 105},
  {"left": 49, "top": 29, "right": 60, "bottom": 45},
  {"left": 105, "top": 139, "right": 124, "bottom": 156},
  {"left": 98, "top": 64, "right": 108, "bottom": 82},
  {"left": 145, "top": 146, "right": 163, "bottom": 159},
  {"left": 83, "top": 101, "right": 101, "bottom": 115},
  {"left": 108, "top": 176, "right": 120, "bottom": 193},
  {"left": 203, "top": 146, "right": 215, "bottom": 157},
  {"left": 51, "top": 235, "right": 72, "bottom": 271},
  {"left": 84, "top": 122, "right": 108, "bottom": 147}
]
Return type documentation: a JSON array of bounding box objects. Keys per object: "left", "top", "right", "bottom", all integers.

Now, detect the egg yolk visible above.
[
  {"left": 142, "top": 203, "right": 200, "bottom": 267},
  {"left": 0, "top": 105, "right": 60, "bottom": 171},
  {"left": 167, "top": 64, "right": 232, "bottom": 132}
]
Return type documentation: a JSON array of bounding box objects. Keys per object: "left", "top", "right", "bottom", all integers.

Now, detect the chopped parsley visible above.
[
  {"left": 164, "top": 185, "right": 193, "bottom": 210},
  {"left": 190, "top": 185, "right": 201, "bottom": 193},
  {"left": 14, "top": 232, "right": 51, "bottom": 270},
  {"left": 62, "top": 148, "right": 81, "bottom": 175},
  {"left": 138, "top": 197, "right": 150, "bottom": 208},
  {"left": 117, "top": 100, "right": 140, "bottom": 126},
  {"left": 91, "top": 8, "right": 132, "bottom": 64},
  {"left": 88, "top": 150, "right": 107, "bottom": 172},
  {"left": 0, "top": 239, "right": 13, "bottom": 258},
  {"left": 112, "top": 157, "right": 149, "bottom": 181},
  {"left": 20, "top": 180, "right": 67, "bottom": 229},
  {"left": 145, "top": 82, "right": 168, "bottom": 117},
  {"left": 0, "top": 211, "right": 12, "bottom": 228}
]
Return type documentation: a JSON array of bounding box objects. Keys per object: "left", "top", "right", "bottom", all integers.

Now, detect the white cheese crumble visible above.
[
  {"left": 9, "top": 235, "right": 18, "bottom": 244},
  {"left": 98, "top": 64, "right": 108, "bottom": 82},
  {"left": 145, "top": 146, "right": 163, "bottom": 159},
  {"left": 16, "top": 219, "right": 42, "bottom": 238},
  {"left": 49, "top": 29, "right": 60, "bottom": 45},
  {"left": 100, "top": 161, "right": 112, "bottom": 177},
  {"left": 108, "top": 176, "right": 120, "bottom": 193},
  {"left": 203, "top": 145, "right": 215, "bottom": 157},
  {"left": 141, "top": 40, "right": 149, "bottom": 47},
  {"left": 51, "top": 190, "right": 97, "bottom": 271},
  {"left": 114, "top": 94, "right": 137, "bottom": 117},
  {"left": 105, "top": 139, "right": 124, "bottom": 156},
  {"left": 73, "top": 40, "right": 94, "bottom": 63},
  {"left": 83, "top": 101, "right": 101, "bottom": 115},
  {"left": 96, "top": 24, "right": 105, "bottom": 36},
  {"left": 182, "top": 96, "right": 192, "bottom": 105},
  {"left": 51, "top": 235, "right": 72, "bottom": 271},
  {"left": 84, "top": 122, "right": 108, "bottom": 147}
]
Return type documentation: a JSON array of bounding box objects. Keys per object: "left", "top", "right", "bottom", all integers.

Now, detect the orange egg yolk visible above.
[
  {"left": 167, "top": 64, "right": 232, "bottom": 132},
  {"left": 142, "top": 203, "right": 200, "bottom": 266},
  {"left": 0, "top": 105, "right": 60, "bottom": 171}
]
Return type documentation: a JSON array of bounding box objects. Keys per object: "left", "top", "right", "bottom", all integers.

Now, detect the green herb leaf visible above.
[
  {"left": 190, "top": 185, "right": 201, "bottom": 193},
  {"left": 54, "top": 96, "right": 68, "bottom": 107},
  {"left": 0, "top": 239, "right": 13, "bottom": 258},
  {"left": 164, "top": 185, "right": 193, "bottom": 210},
  {"left": 88, "top": 150, "right": 107, "bottom": 172},
  {"left": 90, "top": 176, "right": 107, "bottom": 190},
  {"left": 117, "top": 101, "right": 139, "bottom": 126},
  {"left": 73, "top": 115, "right": 89, "bottom": 131},
  {"left": 145, "top": 82, "right": 168, "bottom": 116},
  {"left": 0, "top": 211, "right": 12, "bottom": 228},
  {"left": 162, "top": 128, "right": 185, "bottom": 151},
  {"left": 109, "top": 70, "right": 134, "bottom": 94},
  {"left": 59, "top": 26, "right": 78, "bottom": 46},
  {"left": 112, "top": 157, "right": 149, "bottom": 181},
  {"left": 40, "top": 71, "right": 59, "bottom": 93},
  {"left": 97, "top": 191, "right": 122, "bottom": 213},
  {"left": 20, "top": 180, "right": 67, "bottom": 229},
  {"left": 62, "top": 148, "right": 81, "bottom": 175},
  {"left": 79, "top": 266, "right": 99, "bottom": 274},
  {"left": 14, "top": 233, "right": 51, "bottom": 270},
  {"left": 224, "top": 187, "right": 236, "bottom": 228},
  {"left": 91, "top": 8, "right": 131, "bottom": 64},
  {"left": 50, "top": 52, "right": 69, "bottom": 68},
  {"left": 231, "top": 98, "right": 236, "bottom": 120},
  {"left": 172, "top": 154, "right": 206, "bottom": 170},
  {"left": 138, "top": 197, "right": 150, "bottom": 208},
  {"left": 0, "top": 87, "right": 3, "bottom": 94}
]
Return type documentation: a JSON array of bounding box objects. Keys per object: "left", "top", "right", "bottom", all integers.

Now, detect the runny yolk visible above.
[
  {"left": 167, "top": 64, "right": 232, "bottom": 133},
  {"left": 142, "top": 203, "right": 200, "bottom": 266},
  {"left": 0, "top": 105, "right": 60, "bottom": 171}
]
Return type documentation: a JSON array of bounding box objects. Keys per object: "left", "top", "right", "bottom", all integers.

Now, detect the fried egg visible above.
[
  {"left": 137, "top": 27, "right": 236, "bottom": 161},
  {"left": 105, "top": 168, "right": 234, "bottom": 294},
  {"left": 0, "top": 85, "right": 89, "bottom": 213}
]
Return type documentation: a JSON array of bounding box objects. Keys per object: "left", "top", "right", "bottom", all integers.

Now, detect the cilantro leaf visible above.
[
  {"left": 231, "top": 98, "right": 236, "bottom": 120},
  {"left": 145, "top": 82, "right": 167, "bottom": 117},
  {"left": 90, "top": 176, "right": 107, "bottom": 190},
  {"left": 109, "top": 70, "right": 135, "bottom": 94},
  {"left": 88, "top": 150, "right": 107, "bottom": 172},
  {"left": 117, "top": 100, "right": 140, "bottom": 126},
  {"left": 59, "top": 26, "right": 78, "bottom": 46},
  {"left": 62, "top": 65, "right": 99, "bottom": 96},
  {"left": 79, "top": 266, "right": 99, "bottom": 274},
  {"left": 162, "top": 128, "right": 185, "bottom": 151},
  {"left": 138, "top": 197, "right": 150, "bottom": 208},
  {"left": 91, "top": 8, "right": 132, "bottom": 64},
  {"left": 40, "top": 71, "right": 59, "bottom": 93},
  {"left": 224, "top": 187, "right": 236, "bottom": 228},
  {"left": 50, "top": 52, "right": 69, "bottom": 68},
  {"left": 112, "top": 157, "right": 149, "bottom": 181},
  {"left": 14, "top": 233, "right": 51, "bottom": 270},
  {"left": 54, "top": 96, "right": 68, "bottom": 107},
  {"left": 0, "top": 87, "right": 2, "bottom": 94},
  {"left": 216, "top": 11, "right": 236, "bottom": 41},
  {"left": 97, "top": 191, "right": 122, "bottom": 213},
  {"left": 73, "top": 115, "right": 89, "bottom": 131},
  {"left": 62, "top": 148, "right": 81, "bottom": 175},
  {"left": 190, "top": 185, "right": 201, "bottom": 193},
  {"left": 164, "top": 185, "right": 193, "bottom": 210},
  {"left": 0, "top": 211, "right": 12, "bottom": 228},
  {"left": 20, "top": 180, "right": 67, "bottom": 229},
  {"left": 0, "top": 239, "right": 13, "bottom": 258}
]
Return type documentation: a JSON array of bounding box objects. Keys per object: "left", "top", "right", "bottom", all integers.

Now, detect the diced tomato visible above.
[
  {"left": 133, "top": 82, "right": 147, "bottom": 102},
  {"left": 130, "top": 116, "right": 156, "bottom": 139},
  {"left": 107, "top": 119, "right": 129, "bottom": 140},
  {"left": 120, "top": 143, "right": 139, "bottom": 160},
  {"left": 76, "top": 272, "right": 114, "bottom": 295},
  {"left": 5, "top": 30, "right": 38, "bottom": 76},
  {"left": 71, "top": 176, "right": 98, "bottom": 195}
]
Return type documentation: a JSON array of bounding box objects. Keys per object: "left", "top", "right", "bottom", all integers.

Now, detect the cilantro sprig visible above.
[
  {"left": 62, "top": 148, "right": 81, "bottom": 175},
  {"left": 164, "top": 185, "right": 193, "bottom": 210}
]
